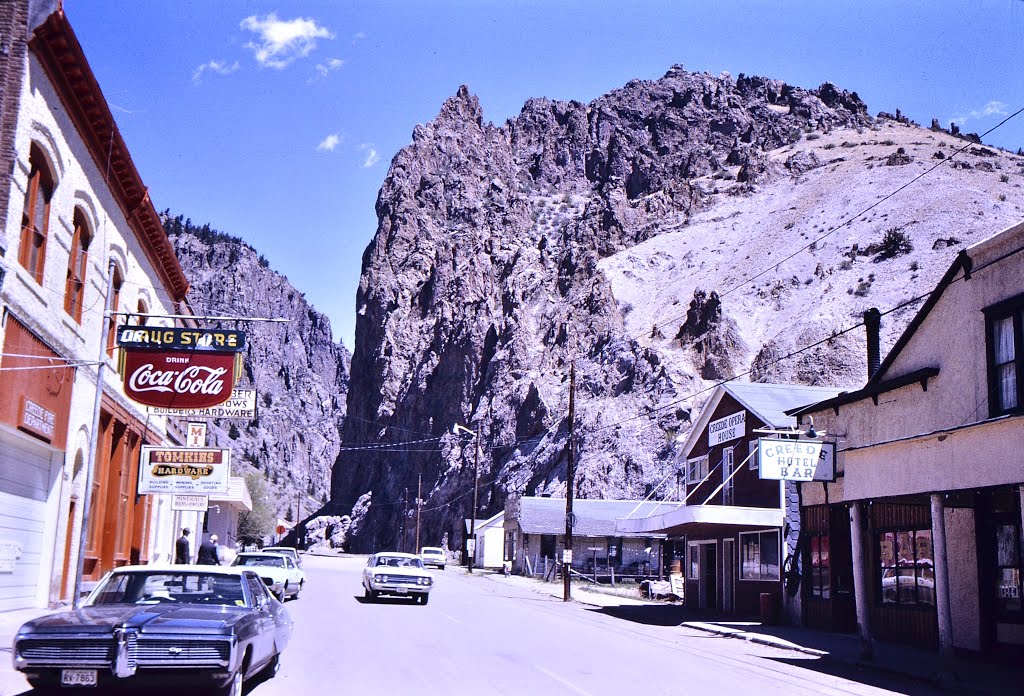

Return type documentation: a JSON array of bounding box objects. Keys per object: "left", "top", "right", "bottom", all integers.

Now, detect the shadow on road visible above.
[
  {"left": 764, "top": 656, "right": 945, "bottom": 696},
  {"left": 587, "top": 604, "right": 689, "bottom": 626},
  {"left": 353, "top": 595, "right": 423, "bottom": 605}
]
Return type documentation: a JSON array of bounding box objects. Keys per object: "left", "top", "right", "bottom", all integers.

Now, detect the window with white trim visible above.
[
  {"left": 722, "top": 447, "right": 735, "bottom": 505},
  {"left": 686, "top": 454, "right": 709, "bottom": 484},
  {"left": 986, "top": 294, "right": 1024, "bottom": 417},
  {"left": 740, "top": 530, "right": 780, "bottom": 580}
]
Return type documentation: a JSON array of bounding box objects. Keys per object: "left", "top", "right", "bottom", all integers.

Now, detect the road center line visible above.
[{"left": 534, "top": 665, "right": 594, "bottom": 696}]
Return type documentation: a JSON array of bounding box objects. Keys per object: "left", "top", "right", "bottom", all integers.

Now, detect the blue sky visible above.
[{"left": 66, "top": 1, "right": 1024, "bottom": 350}]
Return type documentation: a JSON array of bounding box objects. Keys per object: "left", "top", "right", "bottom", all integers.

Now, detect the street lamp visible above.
[{"left": 453, "top": 422, "right": 480, "bottom": 573}]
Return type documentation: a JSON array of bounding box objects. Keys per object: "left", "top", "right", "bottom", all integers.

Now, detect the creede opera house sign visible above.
[{"left": 117, "top": 327, "right": 246, "bottom": 409}]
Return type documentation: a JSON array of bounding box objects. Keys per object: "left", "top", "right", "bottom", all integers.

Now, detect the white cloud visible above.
[
  {"left": 950, "top": 100, "right": 1008, "bottom": 126},
  {"left": 317, "top": 134, "right": 341, "bottom": 152},
  {"left": 241, "top": 13, "right": 333, "bottom": 69},
  {"left": 360, "top": 143, "right": 380, "bottom": 168},
  {"left": 353, "top": 32, "right": 366, "bottom": 44},
  {"left": 314, "top": 58, "right": 344, "bottom": 79},
  {"left": 192, "top": 59, "right": 240, "bottom": 84}
]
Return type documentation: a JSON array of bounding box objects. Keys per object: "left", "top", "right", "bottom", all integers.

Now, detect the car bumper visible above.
[
  {"left": 367, "top": 581, "right": 431, "bottom": 596},
  {"left": 19, "top": 668, "right": 239, "bottom": 692}
]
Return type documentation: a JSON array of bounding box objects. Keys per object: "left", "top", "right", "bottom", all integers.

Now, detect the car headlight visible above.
[{"left": 377, "top": 574, "right": 388, "bottom": 583}]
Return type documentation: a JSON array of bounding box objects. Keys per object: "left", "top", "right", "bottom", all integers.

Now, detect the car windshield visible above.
[
  {"left": 235, "top": 556, "right": 284, "bottom": 568},
  {"left": 87, "top": 572, "right": 248, "bottom": 607},
  {"left": 422, "top": 549, "right": 443, "bottom": 556},
  {"left": 265, "top": 548, "right": 296, "bottom": 559},
  {"left": 375, "top": 556, "right": 424, "bottom": 568}
]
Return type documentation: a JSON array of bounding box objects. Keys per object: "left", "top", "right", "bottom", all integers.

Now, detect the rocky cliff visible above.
[
  {"left": 333, "top": 66, "right": 1024, "bottom": 551},
  {"left": 164, "top": 215, "right": 350, "bottom": 526}
]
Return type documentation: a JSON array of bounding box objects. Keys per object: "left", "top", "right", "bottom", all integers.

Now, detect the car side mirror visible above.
[{"left": 262, "top": 576, "right": 274, "bottom": 586}]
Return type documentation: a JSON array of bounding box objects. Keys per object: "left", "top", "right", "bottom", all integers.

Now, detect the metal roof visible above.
[
  {"left": 723, "top": 382, "right": 846, "bottom": 428},
  {"left": 516, "top": 497, "right": 675, "bottom": 537}
]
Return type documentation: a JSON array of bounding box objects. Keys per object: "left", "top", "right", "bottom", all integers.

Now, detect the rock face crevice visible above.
[{"left": 333, "top": 66, "right": 1024, "bottom": 551}]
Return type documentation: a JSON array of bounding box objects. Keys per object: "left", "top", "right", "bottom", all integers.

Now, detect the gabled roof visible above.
[
  {"left": 680, "top": 381, "right": 846, "bottom": 457},
  {"left": 464, "top": 513, "right": 502, "bottom": 532},
  {"left": 29, "top": 10, "right": 189, "bottom": 301},
  {"left": 516, "top": 497, "right": 675, "bottom": 537}
]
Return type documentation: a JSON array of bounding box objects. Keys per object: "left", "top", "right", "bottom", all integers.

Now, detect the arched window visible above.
[
  {"left": 135, "top": 299, "right": 149, "bottom": 326},
  {"left": 19, "top": 144, "right": 55, "bottom": 283},
  {"left": 105, "top": 266, "right": 123, "bottom": 357},
  {"left": 64, "top": 208, "right": 92, "bottom": 323}
]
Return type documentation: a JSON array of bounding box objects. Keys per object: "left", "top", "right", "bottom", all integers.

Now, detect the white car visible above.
[
  {"left": 263, "top": 546, "right": 303, "bottom": 568},
  {"left": 233, "top": 552, "right": 305, "bottom": 601},
  {"left": 420, "top": 546, "right": 446, "bottom": 569},
  {"left": 362, "top": 552, "right": 433, "bottom": 605}
]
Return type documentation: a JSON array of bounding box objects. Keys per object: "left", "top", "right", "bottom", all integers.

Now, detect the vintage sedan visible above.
[
  {"left": 263, "top": 546, "right": 303, "bottom": 568},
  {"left": 362, "top": 552, "right": 434, "bottom": 604},
  {"left": 12, "top": 565, "right": 292, "bottom": 695},
  {"left": 232, "top": 552, "right": 305, "bottom": 601}
]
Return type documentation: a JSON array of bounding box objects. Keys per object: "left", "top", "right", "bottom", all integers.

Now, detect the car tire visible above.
[
  {"left": 275, "top": 587, "right": 286, "bottom": 602},
  {"left": 364, "top": 586, "right": 376, "bottom": 601},
  {"left": 283, "top": 581, "right": 290, "bottom": 599},
  {"left": 293, "top": 580, "right": 303, "bottom": 599},
  {"left": 215, "top": 669, "right": 244, "bottom": 696},
  {"left": 261, "top": 651, "right": 281, "bottom": 679},
  {"left": 418, "top": 593, "right": 430, "bottom": 606}
]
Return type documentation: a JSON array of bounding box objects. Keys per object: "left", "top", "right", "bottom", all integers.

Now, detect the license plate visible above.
[
  {"left": 62, "top": 669, "right": 97, "bottom": 686},
  {"left": 395, "top": 587, "right": 407, "bottom": 594}
]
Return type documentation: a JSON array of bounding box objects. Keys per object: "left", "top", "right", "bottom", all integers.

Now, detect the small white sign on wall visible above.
[
  {"left": 757, "top": 438, "right": 836, "bottom": 482},
  {"left": 708, "top": 411, "right": 745, "bottom": 447}
]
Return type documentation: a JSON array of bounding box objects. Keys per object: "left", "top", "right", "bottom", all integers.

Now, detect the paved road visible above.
[
  {"left": 3, "top": 554, "right": 946, "bottom": 695},
  {"left": 247, "top": 554, "right": 943, "bottom": 696}
]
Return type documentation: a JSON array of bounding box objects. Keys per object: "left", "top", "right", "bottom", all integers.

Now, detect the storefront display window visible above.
[
  {"left": 740, "top": 530, "right": 779, "bottom": 581},
  {"left": 808, "top": 534, "right": 831, "bottom": 599},
  {"left": 878, "top": 529, "right": 935, "bottom": 606},
  {"left": 995, "top": 523, "right": 1022, "bottom": 614}
]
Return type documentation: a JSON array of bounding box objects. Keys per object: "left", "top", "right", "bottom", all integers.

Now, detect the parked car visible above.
[
  {"left": 263, "top": 545, "right": 302, "bottom": 568},
  {"left": 12, "top": 565, "right": 291, "bottom": 695},
  {"left": 233, "top": 552, "right": 305, "bottom": 600},
  {"left": 420, "top": 546, "right": 446, "bottom": 569},
  {"left": 362, "top": 552, "right": 434, "bottom": 604}
]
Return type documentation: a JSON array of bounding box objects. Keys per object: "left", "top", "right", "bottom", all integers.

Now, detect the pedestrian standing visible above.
[
  {"left": 175, "top": 528, "right": 191, "bottom": 564},
  {"left": 197, "top": 534, "right": 221, "bottom": 565}
]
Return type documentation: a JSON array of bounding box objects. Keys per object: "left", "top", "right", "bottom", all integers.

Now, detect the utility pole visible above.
[
  {"left": 401, "top": 487, "right": 409, "bottom": 552},
  {"left": 468, "top": 421, "right": 481, "bottom": 573},
  {"left": 415, "top": 474, "right": 422, "bottom": 553},
  {"left": 563, "top": 361, "right": 576, "bottom": 602}
]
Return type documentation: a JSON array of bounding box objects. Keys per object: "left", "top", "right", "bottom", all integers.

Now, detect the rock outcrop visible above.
[
  {"left": 164, "top": 215, "right": 350, "bottom": 526},
  {"left": 332, "top": 67, "right": 1024, "bottom": 551}
]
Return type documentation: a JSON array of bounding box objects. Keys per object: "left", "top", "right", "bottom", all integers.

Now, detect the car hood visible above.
[
  {"left": 369, "top": 567, "right": 429, "bottom": 577},
  {"left": 235, "top": 566, "right": 287, "bottom": 582},
  {"left": 18, "top": 604, "right": 248, "bottom": 636}
]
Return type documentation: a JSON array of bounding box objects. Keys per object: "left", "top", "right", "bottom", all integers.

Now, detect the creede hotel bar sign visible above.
[{"left": 117, "top": 327, "right": 245, "bottom": 409}]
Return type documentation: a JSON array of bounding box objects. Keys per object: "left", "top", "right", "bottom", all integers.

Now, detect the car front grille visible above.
[
  {"left": 18, "top": 636, "right": 230, "bottom": 669},
  {"left": 136, "top": 638, "right": 230, "bottom": 666},
  {"left": 384, "top": 576, "right": 426, "bottom": 586},
  {"left": 18, "top": 638, "right": 114, "bottom": 665}
]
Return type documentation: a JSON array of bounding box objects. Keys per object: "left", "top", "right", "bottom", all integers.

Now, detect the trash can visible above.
[{"left": 760, "top": 592, "right": 779, "bottom": 625}]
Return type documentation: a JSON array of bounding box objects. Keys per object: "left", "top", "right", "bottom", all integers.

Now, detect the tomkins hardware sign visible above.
[
  {"left": 117, "top": 327, "right": 245, "bottom": 409},
  {"left": 138, "top": 446, "right": 231, "bottom": 495}
]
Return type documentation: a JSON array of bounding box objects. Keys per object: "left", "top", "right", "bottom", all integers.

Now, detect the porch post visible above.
[
  {"left": 931, "top": 493, "right": 955, "bottom": 669},
  {"left": 849, "top": 501, "right": 872, "bottom": 660}
]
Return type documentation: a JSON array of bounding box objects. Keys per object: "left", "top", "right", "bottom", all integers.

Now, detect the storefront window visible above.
[
  {"left": 995, "top": 523, "right": 1022, "bottom": 613},
  {"left": 740, "top": 530, "right": 780, "bottom": 580},
  {"left": 878, "top": 529, "right": 935, "bottom": 606},
  {"left": 808, "top": 534, "right": 831, "bottom": 599}
]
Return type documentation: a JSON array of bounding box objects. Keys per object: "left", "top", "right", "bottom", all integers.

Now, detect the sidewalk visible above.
[
  {"left": 477, "top": 570, "right": 1020, "bottom": 695},
  {"left": 0, "top": 605, "right": 57, "bottom": 696}
]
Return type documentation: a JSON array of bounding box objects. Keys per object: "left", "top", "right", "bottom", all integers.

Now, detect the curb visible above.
[{"left": 682, "top": 621, "right": 827, "bottom": 657}]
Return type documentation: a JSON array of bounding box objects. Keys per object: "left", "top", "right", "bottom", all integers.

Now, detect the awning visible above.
[
  {"left": 209, "top": 476, "right": 253, "bottom": 512},
  {"left": 616, "top": 504, "right": 784, "bottom": 537}
]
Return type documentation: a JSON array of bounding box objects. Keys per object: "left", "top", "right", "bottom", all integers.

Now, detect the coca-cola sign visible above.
[{"left": 122, "top": 349, "right": 236, "bottom": 409}]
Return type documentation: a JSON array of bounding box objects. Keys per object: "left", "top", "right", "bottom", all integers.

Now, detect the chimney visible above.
[{"left": 864, "top": 308, "right": 881, "bottom": 379}]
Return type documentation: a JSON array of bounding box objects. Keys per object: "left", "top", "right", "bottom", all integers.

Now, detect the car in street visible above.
[
  {"left": 420, "top": 546, "right": 446, "bottom": 569},
  {"left": 263, "top": 545, "right": 303, "bottom": 568},
  {"left": 12, "top": 565, "right": 291, "bottom": 696},
  {"left": 362, "top": 552, "right": 434, "bottom": 604},
  {"left": 233, "top": 552, "right": 305, "bottom": 601}
]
